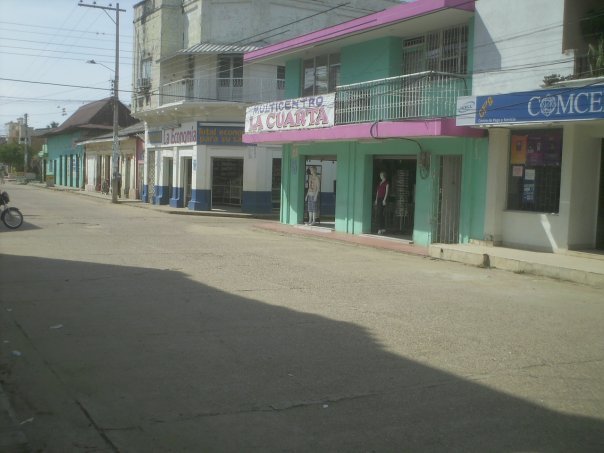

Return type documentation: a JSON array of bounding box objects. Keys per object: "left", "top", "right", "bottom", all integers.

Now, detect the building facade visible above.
[
  {"left": 244, "top": 0, "right": 604, "bottom": 252},
  {"left": 80, "top": 122, "right": 146, "bottom": 199},
  {"left": 131, "top": 0, "right": 400, "bottom": 213},
  {"left": 457, "top": 0, "right": 604, "bottom": 252},
  {"left": 244, "top": 0, "right": 487, "bottom": 246},
  {"left": 43, "top": 98, "right": 137, "bottom": 189}
]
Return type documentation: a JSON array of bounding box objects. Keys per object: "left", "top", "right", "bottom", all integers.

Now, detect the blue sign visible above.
[
  {"left": 469, "top": 85, "right": 604, "bottom": 125},
  {"left": 197, "top": 124, "right": 244, "bottom": 146}
]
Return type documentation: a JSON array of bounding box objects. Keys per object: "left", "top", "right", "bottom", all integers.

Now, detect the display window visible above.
[{"left": 507, "top": 129, "right": 562, "bottom": 213}]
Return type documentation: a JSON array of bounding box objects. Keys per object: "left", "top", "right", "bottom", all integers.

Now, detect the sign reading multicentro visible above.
[
  {"left": 245, "top": 93, "right": 335, "bottom": 134},
  {"left": 456, "top": 85, "right": 604, "bottom": 126}
]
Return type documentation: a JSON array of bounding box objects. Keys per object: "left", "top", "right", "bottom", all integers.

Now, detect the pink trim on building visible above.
[
  {"left": 243, "top": 119, "right": 485, "bottom": 144},
  {"left": 245, "top": 0, "right": 475, "bottom": 62}
]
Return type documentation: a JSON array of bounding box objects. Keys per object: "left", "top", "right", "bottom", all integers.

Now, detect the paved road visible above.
[{"left": 1, "top": 184, "right": 603, "bottom": 452}]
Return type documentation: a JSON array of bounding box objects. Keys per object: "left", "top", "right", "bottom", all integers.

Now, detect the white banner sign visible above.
[
  {"left": 245, "top": 93, "right": 335, "bottom": 134},
  {"left": 162, "top": 121, "right": 197, "bottom": 146}
]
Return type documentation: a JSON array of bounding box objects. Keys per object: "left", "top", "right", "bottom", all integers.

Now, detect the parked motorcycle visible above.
[{"left": 0, "top": 191, "right": 24, "bottom": 229}]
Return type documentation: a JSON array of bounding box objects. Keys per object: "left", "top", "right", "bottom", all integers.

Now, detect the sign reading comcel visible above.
[{"left": 245, "top": 93, "right": 335, "bottom": 134}]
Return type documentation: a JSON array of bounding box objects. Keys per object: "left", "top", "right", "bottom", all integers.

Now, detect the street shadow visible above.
[
  {"left": 1, "top": 254, "right": 602, "bottom": 452},
  {"left": 0, "top": 219, "right": 40, "bottom": 232}
]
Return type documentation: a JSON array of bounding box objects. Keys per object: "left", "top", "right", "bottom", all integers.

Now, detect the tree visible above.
[
  {"left": 47, "top": 121, "right": 59, "bottom": 128},
  {"left": 0, "top": 143, "right": 24, "bottom": 172}
]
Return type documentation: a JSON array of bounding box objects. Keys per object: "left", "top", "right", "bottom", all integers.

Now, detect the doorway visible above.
[
  {"left": 372, "top": 157, "right": 417, "bottom": 238},
  {"left": 183, "top": 158, "right": 193, "bottom": 207},
  {"left": 147, "top": 150, "right": 156, "bottom": 201},
  {"left": 164, "top": 157, "right": 174, "bottom": 199},
  {"left": 433, "top": 155, "right": 462, "bottom": 244},
  {"left": 212, "top": 158, "right": 243, "bottom": 208},
  {"left": 272, "top": 158, "right": 281, "bottom": 211}
]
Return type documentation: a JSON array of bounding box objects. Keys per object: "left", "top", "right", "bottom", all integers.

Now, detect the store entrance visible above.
[
  {"left": 304, "top": 158, "right": 337, "bottom": 228},
  {"left": 183, "top": 158, "right": 193, "bottom": 207},
  {"left": 372, "top": 157, "right": 417, "bottom": 239},
  {"left": 212, "top": 158, "right": 243, "bottom": 208}
]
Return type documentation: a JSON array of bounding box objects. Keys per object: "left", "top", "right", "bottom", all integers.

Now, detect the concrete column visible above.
[{"left": 483, "top": 128, "right": 509, "bottom": 245}]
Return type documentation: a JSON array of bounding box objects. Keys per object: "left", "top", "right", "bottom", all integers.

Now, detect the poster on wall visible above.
[
  {"left": 522, "top": 183, "right": 535, "bottom": 203},
  {"left": 510, "top": 135, "right": 528, "bottom": 164},
  {"left": 245, "top": 93, "right": 335, "bottom": 134},
  {"left": 512, "top": 165, "right": 524, "bottom": 177}
]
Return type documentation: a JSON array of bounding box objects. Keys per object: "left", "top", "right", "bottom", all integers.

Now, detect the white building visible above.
[
  {"left": 458, "top": 0, "right": 604, "bottom": 252},
  {"left": 131, "top": 0, "right": 400, "bottom": 213}
]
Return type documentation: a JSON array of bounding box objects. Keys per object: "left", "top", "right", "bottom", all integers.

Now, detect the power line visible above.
[
  {"left": 0, "top": 20, "right": 133, "bottom": 39},
  {"left": 0, "top": 37, "right": 133, "bottom": 53}
]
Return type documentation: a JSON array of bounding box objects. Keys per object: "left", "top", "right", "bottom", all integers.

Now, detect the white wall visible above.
[{"left": 473, "top": 0, "right": 573, "bottom": 95}]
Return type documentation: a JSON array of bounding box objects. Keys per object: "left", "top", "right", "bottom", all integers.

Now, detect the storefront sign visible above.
[
  {"left": 148, "top": 130, "right": 162, "bottom": 144},
  {"left": 162, "top": 122, "right": 197, "bottom": 146},
  {"left": 245, "top": 93, "right": 335, "bottom": 134},
  {"left": 456, "top": 85, "right": 604, "bottom": 126},
  {"left": 197, "top": 124, "right": 245, "bottom": 146}
]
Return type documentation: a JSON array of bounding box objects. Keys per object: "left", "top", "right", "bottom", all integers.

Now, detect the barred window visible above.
[
  {"left": 403, "top": 24, "right": 468, "bottom": 75},
  {"left": 507, "top": 129, "right": 563, "bottom": 213}
]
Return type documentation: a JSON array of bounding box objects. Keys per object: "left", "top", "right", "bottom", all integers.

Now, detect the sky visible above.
[{"left": 0, "top": 0, "right": 136, "bottom": 131}]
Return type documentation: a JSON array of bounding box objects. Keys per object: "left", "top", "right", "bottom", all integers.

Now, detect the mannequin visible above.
[
  {"left": 374, "top": 171, "right": 389, "bottom": 234},
  {"left": 306, "top": 166, "right": 320, "bottom": 225}
]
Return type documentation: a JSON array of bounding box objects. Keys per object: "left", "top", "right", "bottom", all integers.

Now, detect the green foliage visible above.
[{"left": 0, "top": 143, "right": 25, "bottom": 171}]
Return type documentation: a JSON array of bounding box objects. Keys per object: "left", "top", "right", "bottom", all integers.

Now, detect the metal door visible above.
[
  {"left": 432, "top": 155, "right": 462, "bottom": 243},
  {"left": 147, "top": 150, "right": 156, "bottom": 201}
]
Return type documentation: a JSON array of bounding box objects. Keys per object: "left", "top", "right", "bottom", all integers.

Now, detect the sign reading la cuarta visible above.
[
  {"left": 245, "top": 93, "right": 335, "bottom": 134},
  {"left": 456, "top": 85, "right": 604, "bottom": 126}
]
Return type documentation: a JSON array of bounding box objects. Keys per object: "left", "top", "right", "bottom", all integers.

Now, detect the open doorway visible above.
[
  {"left": 304, "top": 158, "right": 337, "bottom": 229},
  {"left": 372, "top": 157, "right": 417, "bottom": 239},
  {"left": 183, "top": 158, "right": 193, "bottom": 207}
]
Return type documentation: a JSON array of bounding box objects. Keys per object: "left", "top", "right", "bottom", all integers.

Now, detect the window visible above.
[
  {"left": 403, "top": 24, "right": 468, "bottom": 75},
  {"left": 277, "top": 66, "right": 285, "bottom": 90},
  {"left": 507, "top": 129, "right": 563, "bottom": 213},
  {"left": 217, "top": 55, "right": 243, "bottom": 87},
  {"left": 302, "top": 53, "right": 340, "bottom": 96}
]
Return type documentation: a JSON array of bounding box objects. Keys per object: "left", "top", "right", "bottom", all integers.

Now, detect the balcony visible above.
[
  {"left": 159, "top": 77, "right": 285, "bottom": 106},
  {"left": 335, "top": 71, "right": 469, "bottom": 125}
]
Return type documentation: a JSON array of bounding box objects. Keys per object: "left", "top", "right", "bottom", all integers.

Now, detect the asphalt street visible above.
[{"left": 1, "top": 184, "right": 603, "bottom": 452}]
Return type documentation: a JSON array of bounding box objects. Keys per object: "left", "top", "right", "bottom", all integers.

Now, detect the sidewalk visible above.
[{"left": 27, "top": 181, "right": 604, "bottom": 288}]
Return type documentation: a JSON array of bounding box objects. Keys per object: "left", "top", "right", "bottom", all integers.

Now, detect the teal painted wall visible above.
[
  {"left": 281, "top": 137, "right": 488, "bottom": 246},
  {"left": 47, "top": 131, "right": 84, "bottom": 188},
  {"left": 341, "top": 37, "right": 403, "bottom": 85},
  {"left": 285, "top": 59, "right": 302, "bottom": 98}
]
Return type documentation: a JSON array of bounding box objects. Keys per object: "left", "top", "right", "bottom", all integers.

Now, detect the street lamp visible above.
[{"left": 86, "top": 59, "right": 114, "bottom": 73}]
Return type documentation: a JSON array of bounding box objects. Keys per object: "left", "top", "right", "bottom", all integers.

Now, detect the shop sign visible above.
[
  {"left": 197, "top": 124, "right": 245, "bottom": 146},
  {"left": 456, "top": 85, "right": 604, "bottom": 126},
  {"left": 245, "top": 93, "right": 335, "bottom": 134},
  {"left": 162, "top": 122, "right": 197, "bottom": 146},
  {"left": 148, "top": 130, "right": 162, "bottom": 144}
]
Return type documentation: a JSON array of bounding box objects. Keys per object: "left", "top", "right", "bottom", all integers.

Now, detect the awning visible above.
[{"left": 158, "top": 42, "right": 259, "bottom": 63}]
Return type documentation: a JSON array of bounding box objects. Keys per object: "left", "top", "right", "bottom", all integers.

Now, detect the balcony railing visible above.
[
  {"left": 159, "top": 77, "right": 285, "bottom": 106},
  {"left": 335, "top": 71, "right": 469, "bottom": 125}
]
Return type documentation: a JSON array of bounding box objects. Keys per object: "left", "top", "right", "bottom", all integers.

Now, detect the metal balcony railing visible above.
[
  {"left": 335, "top": 71, "right": 469, "bottom": 125},
  {"left": 159, "top": 77, "right": 285, "bottom": 105}
]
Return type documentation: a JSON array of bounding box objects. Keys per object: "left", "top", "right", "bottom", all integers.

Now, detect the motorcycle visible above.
[{"left": 0, "top": 191, "right": 24, "bottom": 229}]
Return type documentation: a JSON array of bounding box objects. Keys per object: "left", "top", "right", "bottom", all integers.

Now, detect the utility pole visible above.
[
  {"left": 23, "top": 113, "right": 29, "bottom": 172},
  {"left": 79, "top": 1, "right": 126, "bottom": 204}
]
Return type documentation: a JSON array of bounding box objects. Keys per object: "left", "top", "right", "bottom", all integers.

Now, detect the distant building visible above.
[{"left": 41, "top": 98, "right": 137, "bottom": 188}]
